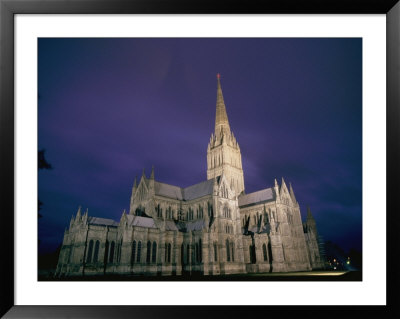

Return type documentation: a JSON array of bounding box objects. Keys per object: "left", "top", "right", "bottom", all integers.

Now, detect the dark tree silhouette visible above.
[
  {"left": 39, "top": 149, "right": 52, "bottom": 170},
  {"left": 38, "top": 149, "right": 52, "bottom": 218}
]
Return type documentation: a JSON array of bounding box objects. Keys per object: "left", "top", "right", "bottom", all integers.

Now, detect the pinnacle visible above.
[
  {"left": 150, "top": 165, "right": 155, "bottom": 179},
  {"left": 133, "top": 176, "right": 137, "bottom": 188},
  {"left": 215, "top": 74, "right": 231, "bottom": 137},
  {"left": 307, "top": 206, "right": 314, "bottom": 219}
]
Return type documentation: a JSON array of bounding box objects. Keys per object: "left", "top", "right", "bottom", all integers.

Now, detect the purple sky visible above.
[{"left": 38, "top": 38, "right": 362, "bottom": 255}]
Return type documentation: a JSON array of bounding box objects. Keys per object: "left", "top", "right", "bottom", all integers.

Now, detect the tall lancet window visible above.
[
  {"left": 152, "top": 242, "right": 157, "bottom": 263},
  {"left": 137, "top": 241, "right": 141, "bottom": 262},
  {"left": 226, "top": 239, "right": 230, "bottom": 262},
  {"left": 86, "top": 240, "right": 94, "bottom": 263},
  {"left": 131, "top": 241, "right": 136, "bottom": 265},
  {"left": 93, "top": 240, "right": 100, "bottom": 263},
  {"left": 167, "top": 243, "right": 171, "bottom": 263},
  {"left": 146, "top": 241, "right": 151, "bottom": 263},
  {"left": 109, "top": 241, "right": 115, "bottom": 263},
  {"left": 263, "top": 244, "right": 268, "bottom": 262}
]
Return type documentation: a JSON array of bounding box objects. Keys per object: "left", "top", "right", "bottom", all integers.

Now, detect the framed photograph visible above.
[{"left": 1, "top": 0, "right": 399, "bottom": 318}]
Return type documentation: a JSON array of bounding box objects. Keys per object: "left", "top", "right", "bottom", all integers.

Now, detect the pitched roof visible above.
[
  {"left": 183, "top": 179, "right": 214, "bottom": 201},
  {"left": 88, "top": 214, "right": 205, "bottom": 232},
  {"left": 154, "top": 181, "right": 183, "bottom": 200},
  {"left": 125, "top": 215, "right": 157, "bottom": 229},
  {"left": 88, "top": 217, "right": 119, "bottom": 227},
  {"left": 165, "top": 220, "right": 179, "bottom": 231},
  {"left": 154, "top": 179, "right": 214, "bottom": 201},
  {"left": 238, "top": 188, "right": 275, "bottom": 208}
]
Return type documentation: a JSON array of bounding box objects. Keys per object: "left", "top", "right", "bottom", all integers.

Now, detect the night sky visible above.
[{"left": 38, "top": 38, "right": 362, "bottom": 255}]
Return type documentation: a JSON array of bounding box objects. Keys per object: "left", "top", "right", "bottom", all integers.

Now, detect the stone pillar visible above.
[
  {"left": 201, "top": 233, "right": 209, "bottom": 275},
  {"left": 270, "top": 233, "right": 287, "bottom": 272}
]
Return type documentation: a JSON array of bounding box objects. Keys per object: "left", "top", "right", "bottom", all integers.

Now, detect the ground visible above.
[{"left": 39, "top": 270, "right": 361, "bottom": 281}]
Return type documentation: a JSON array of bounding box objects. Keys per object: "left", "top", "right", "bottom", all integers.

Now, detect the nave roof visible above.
[
  {"left": 88, "top": 214, "right": 206, "bottom": 232},
  {"left": 238, "top": 188, "right": 275, "bottom": 208},
  {"left": 88, "top": 216, "right": 119, "bottom": 227},
  {"left": 154, "top": 179, "right": 214, "bottom": 201}
]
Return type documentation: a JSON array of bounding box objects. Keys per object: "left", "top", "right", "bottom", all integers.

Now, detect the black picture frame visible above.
[{"left": 1, "top": 0, "right": 399, "bottom": 318}]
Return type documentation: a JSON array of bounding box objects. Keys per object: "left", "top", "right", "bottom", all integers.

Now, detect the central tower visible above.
[{"left": 207, "top": 74, "right": 245, "bottom": 195}]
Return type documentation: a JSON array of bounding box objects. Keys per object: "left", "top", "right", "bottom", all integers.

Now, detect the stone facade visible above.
[{"left": 55, "top": 76, "right": 325, "bottom": 277}]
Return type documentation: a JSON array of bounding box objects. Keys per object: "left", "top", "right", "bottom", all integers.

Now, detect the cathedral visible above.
[{"left": 55, "top": 75, "right": 325, "bottom": 277}]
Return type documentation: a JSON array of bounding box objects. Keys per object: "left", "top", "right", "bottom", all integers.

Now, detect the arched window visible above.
[
  {"left": 167, "top": 206, "right": 172, "bottom": 219},
  {"left": 208, "top": 202, "right": 213, "bottom": 217},
  {"left": 226, "top": 239, "right": 230, "bottom": 262},
  {"left": 187, "top": 244, "right": 190, "bottom": 264},
  {"left": 86, "top": 240, "right": 94, "bottom": 263},
  {"left": 137, "top": 241, "right": 141, "bottom": 262},
  {"left": 268, "top": 242, "right": 273, "bottom": 262},
  {"left": 263, "top": 244, "right": 268, "bottom": 261},
  {"left": 93, "top": 240, "right": 100, "bottom": 263},
  {"left": 131, "top": 241, "right": 136, "bottom": 265},
  {"left": 103, "top": 241, "right": 109, "bottom": 264},
  {"left": 156, "top": 204, "right": 163, "bottom": 218},
  {"left": 192, "top": 245, "right": 196, "bottom": 264},
  {"left": 249, "top": 246, "right": 253, "bottom": 263},
  {"left": 195, "top": 243, "right": 199, "bottom": 263},
  {"left": 152, "top": 242, "right": 157, "bottom": 263},
  {"left": 181, "top": 243, "right": 185, "bottom": 265},
  {"left": 109, "top": 241, "right": 115, "bottom": 263},
  {"left": 117, "top": 239, "right": 123, "bottom": 263},
  {"left": 199, "top": 239, "right": 202, "bottom": 263},
  {"left": 167, "top": 243, "right": 171, "bottom": 263},
  {"left": 264, "top": 212, "right": 269, "bottom": 224},
  {"left": 146, "top": 241, "right": 151, "bottom": 263},
  {"left": 231, "top": 242, "right": 235, "bottom": 262},
  {"left": 214, "top": 243, "right": 218, "bottom": 262}
]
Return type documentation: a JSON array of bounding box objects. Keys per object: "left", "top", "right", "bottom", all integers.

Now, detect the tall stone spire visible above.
[
  {"left": 215, "top": 73, "right": 231, "bottom": 137},
  {"left": 207, "top": 74, "right": 245, "bottom": 195}
]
